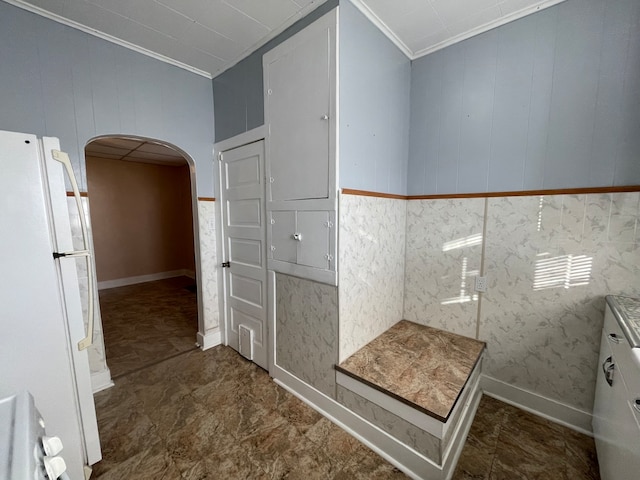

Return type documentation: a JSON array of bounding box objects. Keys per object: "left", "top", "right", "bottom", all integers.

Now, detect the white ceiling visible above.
[
  {"left": 353, "top": 0, "right": 566, "bottom": 58},
  {"left": 85, "top": 137, "right": 187, "bottom": 166},
  {"left": 9, "top": 0, "right": 565, "bottom": 78}
]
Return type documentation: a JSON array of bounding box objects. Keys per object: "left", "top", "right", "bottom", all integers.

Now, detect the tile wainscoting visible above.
[
  {"left": 275, "top": 273, "right": 339, "bottom": 398},
  {"left": 197, "top": 199, "right": 220, "bottom": 343},
  {"left": 404, "top": 198, "right": 484, "bottom": 339},
  {"left": 339, "top": 193, "right": 407, "bottom": 362},
  {"left": 67, "top": 196, "right": 110, "bottom": 387},
  {"left": 340, "top": 189, "right": 640, "bottom": 431},
  {"left": 66, "top": 196, "right": 221, "bottom": 391},
  {"left": 480, "top": 193, "right": 640, "bottom": 414}
]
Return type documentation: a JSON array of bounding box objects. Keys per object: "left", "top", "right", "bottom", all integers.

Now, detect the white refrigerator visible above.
[{"left": 0, "top": 130, "right": 101, "bottom": 479}]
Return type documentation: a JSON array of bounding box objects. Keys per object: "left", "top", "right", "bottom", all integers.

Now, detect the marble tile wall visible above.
[
  {"left": 339, "top": 193, "right": 407, "bottom": 362},
  {"left": 68, "top": 197, "right": 108, "bottom": 375},
  {"left": 276, "top": 273, "right": 339, "bottom": 398},
  {"left": 337, "top": 385, "right": 442, "bottom": 463},
  {"left": 481, "top": 193, "right": 640, "bottom": 412},
  {"left": 403, "top": 199, "right": 485, "bottom": 338},
  {"left": 398, "top": 191, "right": 640, "bottom": 413},
  {"left": 197, "top": 200, "right": 219, "bottom": 333}
]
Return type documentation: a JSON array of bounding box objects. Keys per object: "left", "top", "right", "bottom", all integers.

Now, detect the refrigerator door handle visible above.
[{"left": 51, "top": 149, "right": 95, "bottom": 351}]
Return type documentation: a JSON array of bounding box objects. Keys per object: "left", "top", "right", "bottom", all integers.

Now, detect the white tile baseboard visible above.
[
  {"left": 97, "top": 269, "right": 195, "bottom": 290},
  {"left": 197, "top": 329, "right": 222, "bottom": 351},
  {"left": 481, "top": 374, "right": 593, "bottom": 436},
  {"left": 91, "top": 368, "right": 114, "bottom": 393}
]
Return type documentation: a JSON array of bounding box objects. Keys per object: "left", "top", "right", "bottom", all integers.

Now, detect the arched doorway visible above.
[{"left": 85, "top": 135, "right": 203, "bottom": 378}]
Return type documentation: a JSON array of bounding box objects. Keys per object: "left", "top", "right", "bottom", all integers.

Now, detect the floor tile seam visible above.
[
  {"left": 486, "top": 409, "right": 508, "bottom": 476},
  {"left": 113, "top": 346, "right": 200, "bottom": 381}
]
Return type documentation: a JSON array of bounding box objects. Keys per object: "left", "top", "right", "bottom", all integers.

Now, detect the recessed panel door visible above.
[{"left": 221, "top": 140, "right": 268, "bottom": 370}]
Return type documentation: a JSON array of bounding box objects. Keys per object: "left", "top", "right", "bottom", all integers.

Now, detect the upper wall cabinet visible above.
[
  {"left": 263, "top": 9, "right": 338, "bottom": 285},
  {"left": 263, "top": 9, "right": 337, "bottom": 204}
]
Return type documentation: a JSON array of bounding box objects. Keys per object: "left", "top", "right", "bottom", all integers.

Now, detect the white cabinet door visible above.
[
  {"left": 271, "top": 211, "right": 296, "bottom": 263},
  {"left": 296, "top": 211, "right": 330, "bottom": 270},
  {"left": 270, "top": 210, "right": 332, "bottom": 272},
  {"left": 264, "top": 10, "right": 335, "bottom": 202}
]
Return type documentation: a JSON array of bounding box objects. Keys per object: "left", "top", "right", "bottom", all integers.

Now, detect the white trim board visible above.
[
  {"left": 197, "top": 329, "right": 222, "bottom": 351},
  {"left": 90, "top": 368, "right": 114, "bottom": 393},
  {"left": 273, "top": 365, "right": 429, "bottom": 480},
  {"left": 213, "top": 125, "right": 267, "bottom": 154},
  {"left": 97, "top": 269, "right": 195, "bottom": 290},
  {"left": 481, "top": 374, "right": 593, "bottom": 436},
  {"left": 348, "top": 0, "right": 567, "bottom": 61},
  {"left": 273, "top": 364, "right": 479, "bottom": 480}
]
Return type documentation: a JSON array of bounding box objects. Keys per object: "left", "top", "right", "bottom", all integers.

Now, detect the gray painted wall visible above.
[
  {"left": 0, "top": 2, "right": 215, "bottom": 195},
  {"left": 339, "top": 0, "right": 411, "bottom": 196},
  {"left": 213, "top": 0, "right": 338, "bottom": 143},
  {"left": 408, "top": 0, "right": 640, "bottom": 195}
]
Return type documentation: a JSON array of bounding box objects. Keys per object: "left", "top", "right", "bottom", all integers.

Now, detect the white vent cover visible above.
[{"left": 238, "top": 325, "right": 254, "bottom": 361}]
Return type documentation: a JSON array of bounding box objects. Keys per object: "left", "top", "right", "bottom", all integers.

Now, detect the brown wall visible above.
[{"left": 86, "top": 157, "right": 195, "bottom": 283}]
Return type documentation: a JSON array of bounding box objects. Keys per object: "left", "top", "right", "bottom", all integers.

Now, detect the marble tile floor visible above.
[
  {"left": 99, "top": 276, "right": 198, "bottom": 378},
  {"left": 92, "top": 345, "right": 600, "bottom": 480},
  {"left": 336, "top": 320, "right": 485, "bottom": 422}
]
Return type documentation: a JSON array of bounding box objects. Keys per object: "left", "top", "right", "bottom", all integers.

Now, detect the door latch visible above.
[{"left": 221, "top": 261, "right": 231, "bottom": 268}]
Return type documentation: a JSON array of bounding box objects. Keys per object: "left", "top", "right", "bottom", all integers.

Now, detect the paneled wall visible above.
[
  {"left": 338, "top": 193, "right": 406, "bottom": 362},
  {"left": 339, "top": 1, "right": 411, "bottom": 196},
  {"left": 404, "top": 198, "right": 484, "bottom": 339},
  {"left": 403, "top": 192, "right": 640, "bottom": 415},
  {"left": 0, "top": 1, "right": 215, "bottom": 195},
  {"left": 276, "top": 273, "right": 339, "bottom": 398},
  {"left": 213, "top": 0, "right": 338, "bottom": 143},
  {"left": 408, "top": 0, "right": 640, "bottom": 195},
  {"left": 197, "top": 200, "right": 220, "bottom": 334}
]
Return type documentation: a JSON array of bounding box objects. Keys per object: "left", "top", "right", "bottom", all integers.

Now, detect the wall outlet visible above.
[{"left": 475, "top": 276, "right": 487, "bottom": 293}]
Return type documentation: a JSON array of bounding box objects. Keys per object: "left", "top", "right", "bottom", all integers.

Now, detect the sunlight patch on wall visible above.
[
  {"left": 442, "top": 233, "right": 483, "bottom": 252},
  {"left": 533, "top": 253, "right": 593, "bottom": 291}
]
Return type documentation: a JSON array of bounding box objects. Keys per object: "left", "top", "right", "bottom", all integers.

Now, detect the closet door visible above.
[{"left": 264, "top": 12, "right": 333, "bottom": 202}]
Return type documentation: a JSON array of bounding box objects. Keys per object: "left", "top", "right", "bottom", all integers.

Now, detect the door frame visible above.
[
  {"left": 85, "top": 134, "right": 205, "bottom": 360},
  {"left": 213, "top": 125, "right": 268, "bottom": 367}
]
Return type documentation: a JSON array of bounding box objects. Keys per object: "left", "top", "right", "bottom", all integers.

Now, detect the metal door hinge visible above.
[
  {"left": 324, "top": 221, "right": 334, "bottom": 228},
  {"left": 217, "top": 152, "right": 223, "bottom": 162},
  {"left": 221, "top": 261, "right": 231, "bottom": 268}
]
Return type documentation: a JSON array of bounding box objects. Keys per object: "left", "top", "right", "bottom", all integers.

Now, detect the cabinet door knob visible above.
[
  {"left": 292, "top": 233, "right": 302, "bottom": 241},
  {"left": 321, "top": 114, "right": 329, "bottom": 120}
]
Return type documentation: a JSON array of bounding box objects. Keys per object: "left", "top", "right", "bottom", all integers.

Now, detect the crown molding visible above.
[{"left": 4, "top": 0, "right": 213, "bottom": 78}]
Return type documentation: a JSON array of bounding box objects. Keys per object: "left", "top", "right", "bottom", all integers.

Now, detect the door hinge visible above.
[
  {"left": 221, "top": 261, "right": 230, "bottom": 268},
  {"left": 217, "top": 152, "right": 223, "bottom": 162}
]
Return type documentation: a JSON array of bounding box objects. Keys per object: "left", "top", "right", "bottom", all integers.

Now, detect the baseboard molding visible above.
[
  {"left": 91, "top": 368, "right": 114, "bottom": 393},
  {"left": 197, "top": 329, "right": 222, "bottom": 351},
  {"left": 97, "top": 269, "right": 195, "bottom": 290},
  {"left": 481, "top": 374, "right": 593, "bottom": 435},
  {"left": 273, "top": 364, "right": 444, "bottom": 480}
]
